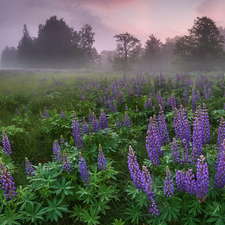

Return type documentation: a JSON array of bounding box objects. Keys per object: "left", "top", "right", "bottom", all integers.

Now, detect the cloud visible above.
[{"left": 196, "top": 0, "right": 219, "bottom": 17}]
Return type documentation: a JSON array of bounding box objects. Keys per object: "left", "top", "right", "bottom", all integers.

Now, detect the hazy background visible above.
[{"left": 1, "top": 0, "right": 225, "bottom": 54}]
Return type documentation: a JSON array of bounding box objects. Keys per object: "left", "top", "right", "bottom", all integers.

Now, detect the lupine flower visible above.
[
  {"left": 79, "top": 152, "right": 90, "bottom": 185},
  {"left": 214, "top": 139, "right": 225, "bottom": 188},
  {"left": 195, "top": 155, "right": 209, "bottom": 202},
  {"left": 127, "top": 145, "right": 142, "bottom": 190},
  {"left": 124, "top": 112, "right": 130, "bottom": 128},
  {"left": 197, "top": 90, "right": 201, "bottom": 102},
  {"left": 148, "top": 98, "right": 152, "bottom": 109},
  {"left": 185, "top": 169, "right": 196, "bottom": 196},
  {"left": 176, "top": 170, "right": 185, "bottom": 193},
  {"left": 88, "top": 109, "right": 94, "bottom": 124},
  {"left": 136, "top": 105, "right": 139, "bottom": 112},
  {"left": 0, "top": 160, "right": 17, "bottom": 199},
  {"left": 82, "top": 118, "right": 89, "bottom": 135},
  {"left": 193, "top": 117, "right": 203, "bottom": 156},
  {"left": 44, "top": 107, "right": 49, "bottom": 119},
  {"left": 171, "top": 138, "right": 180, "bottom": 163},
  {"left": 149, "top": 197, "right": 160, "bottom": 218},
  {"left": 63, "top": 150, "right": 71, "bottom": 174},
  {"left": 25, "top": 157, "right": 35, "bottom": 177},
  {"left": 184, "top": 89, "right": 189, "bottom": 105},
  {"left": 115, "top": 119, "right": 122, "bottom": 129},
  {"left": 144, "top": 101, "right": 148, "bottom": 110},
  {"left": 192, "top": 88, "right": 196, "bottom": 113},
  {"left": 92, "top": 113, "right": 100, "bottom": 133},
  {"left": 201, "top": 103, "right": 210, "bottom": 145},
  {"left": 100, "top": 109, "right": 108, "bottom": 130},
  {"left": 217, "top": 117, "right": 225, "bottom": 147},
  {"left": 125, "top": 104, "right": 129, "bottom": 111},
  {"left": 53, "top": 140, "right": 62, "bottom": 161},
  {"left": 60, "top": 135, "right": 65, "bottom": 146},
  {"left": 72, "top": 119, "right": 83, "bottom": 149},
  {"left": 15, "top": 108, "right": 19, "bottom": 115},
  {"left": 171, "top": 93, "right": 176, "bottom": 110},
  {"left": 60, "top": 109, "right": 65, "bottom": 119},
  {"left": 181, "top": 139, "right": 189, "bottom": 165},
  {"left": 40, "top": 111, "right": 44, "bottom": 118},
  {"left": 164, "top": 166, "right": 174, "bottom": 198},
  {"left": 97, "top": 144, "right": 107, "bottom": 171},
  {"left": 2, "top": 128, "right": 12, "bottom": 155},
  {"left": 113, "top": 102, "right": 117, "bottom": 113}
]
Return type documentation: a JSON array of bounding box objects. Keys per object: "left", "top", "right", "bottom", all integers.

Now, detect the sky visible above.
[{"left": 0, "top": 0, "right": 225, "bottom": 55}]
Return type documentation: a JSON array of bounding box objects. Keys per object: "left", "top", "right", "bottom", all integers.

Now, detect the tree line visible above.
[{"left": 1, "top": 16, "right": 225, "bottom": 71}]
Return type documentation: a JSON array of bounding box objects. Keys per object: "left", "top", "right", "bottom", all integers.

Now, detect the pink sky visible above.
[{"left": 0, "top": 0, "right": 225, "bottom": 55}]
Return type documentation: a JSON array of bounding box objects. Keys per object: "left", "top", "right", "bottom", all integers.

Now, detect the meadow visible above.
[{"left": 0, "top": 69, "right": 225, "bottom": 225}]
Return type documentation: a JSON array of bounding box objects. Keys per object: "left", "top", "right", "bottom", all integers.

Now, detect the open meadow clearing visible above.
[{"left": 0, "top": 69, "right": 225, "bottom": 224}]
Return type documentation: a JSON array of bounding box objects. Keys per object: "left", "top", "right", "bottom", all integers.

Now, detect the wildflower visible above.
[
  {"left": 2, "top": 128, "right": 12, "bottom": 155},
  {"left": 79, "top": 152, "right": 90, "bottom": 185},
  {"left": 201, "top": 103, "right": 210, "bottom": 145},
  {"left": 125, "top": 104, "right": 129, "bottom": 111},
  {"left": 124, "top": 112, "right": 130, "bottom": 128},
  {"left": 115, "top": 119, "right": 122, "bottom": 129},
  {"left": 144, "top": 101, "right": 148, "bottom": 110},
  {"left": 72, "top": 119, "right": 83, "bottom": 149},
  {"left": 82, "top": 118, "right": 89, "bottom": 135},
  {"left": 195, "top": 155, "right": 209, "bottom": 202},
  {"left": 15, "top": 108, "right": 19, "bottom": 115},
  {"left": 181, "top": 139, "right": 189, "bottom": 165},
  {"left": 193, "top": 117, "right": 203, "bottom": 156},
  {"left": 40, "top": 111, "right": 44, "bottom": 118},
  {"left": 184, "top": 89, "right": 189, "bottom": 105},
  {"left": 63, "top": 150, "right": 71, "bottom": 174},
  {"left": 92, "top": 113, "right": 100, "bottom": 133},
  {"left": 149, "top": 197, "right": 160, "bottom": 218},
  {"left": 53, "top": 140, "right": 62, "bottom": 161},
  {"left": 192, "top": 88, "right": 196, "bottom": 113},
  {"left": 136, "top": 105, "right": 139, "bottom": 112},
  {"left": 185, "top": 169, "right": 196, "bottom": 196},
  {"left": 217, "top": 117, "right": 225, "bottom": 147},
  {"left": 60, "top": 109, "right": 65, "bottom": 119},
  {"left": 0, "top": 160, "right": 17, "bottom": 199},
  {"left": 25, "top": 157, "right": 35, "bottom": 177},
  {"left": 44, "top": 107, "right": 49, "bottom": 119},
  {"left": 176, "top": 170, "right": 185, "bottom": 193},
  {"left": 97, "top": 144, "right": 107, "bottom": 171},
  {"left": 100, "top": 109, "right": 108, "bottom": 130},
  {"left": 164, "top": 166, "right": 174, "bottom": 198},
  {"left": 127, "top": 145, "right": 142, "bottom": 190},
  {"left": 60, "top": 135, "right": 65, "bottom": 146}
]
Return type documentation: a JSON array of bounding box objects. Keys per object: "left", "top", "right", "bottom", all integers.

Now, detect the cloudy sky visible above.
[{"left": 0, "top": 0, "right": 225, "bottom": 55}]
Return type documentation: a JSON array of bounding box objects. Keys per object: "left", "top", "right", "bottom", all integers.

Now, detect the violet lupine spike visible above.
[
  {"left": 44, "top": 107, "right": 49, "bottom": 119},
  {"left": 124, "top": 112, "right": 130, "bottom": 128},
  {"left": 115, "top": 119, "right": 122, "bottom": 129},
  {"left": 201, "top": 103, "right": 210, "bottom": 145},
  {"left": 191, "top": 147, "right": 199, "bottom": 165},
  {"left": 98, "top": 144, "right": 107, "bottom": 171},
  {"left": 88, "top": 109, "right": 94, "bottom": 124},
  {"left": 100, "top": 109, "right": 108, "bottom": 130},
  {"left": 192, "top": 88, "right": 196, "bottom": 113},
  {"left": 193, "top": 117, "right": 203, "bottom": 156},
  {"left": 195, "top": 155, "right": 209, "bottom": 202},
  {"left": 197, "top": 90, "right": 201, "bottom": 102},
  {"left": 79, "top": 152, "right": 90, "bottom": 185},
  {"left": 60, "top": 135, "right": 65, "bottom": 146},
  {"left": 125, "top": 104, "right": 129, "bottom": 111},
  {"left": 113, "top": 102, "right": 117, "bottom": 113},
  {"left": 171, "top": 138, "right": 180, "bottom": 163},
  {"left": 164, "top": 166, "right": 174, "bottom": 198},
  {"left": 92, "top": 113, "right": 100, "bottom": 133},
  {"left": 25, "top": 157, "right": 35, "bottom": 177},
  {"left": 214, "top": 140, "right": 225, "bottom": 188},
  {"left": 82, "top": 118, "right": 89, "bottom": 135},
  {"left": 174, "top": 108, "right": 180, "bottom": 139},
  {"left": 0, "top": 160, "right": 17, "bottom": 200},
  {"left": 2, "top": 128, "right": 12, "bottom": 155},
  {"left": 63, "top": 150, "right": 71, "bottom": 174},
  {"left": 15, "top": 108, "right": 19, "bottom": 115},
  {"left": 217, "top": 117, "right": 225, "bottom": 148},
  {"left": 127, "top": 145, "right": 142, "bottom": 190},
  {"left": 53, "top": 140, "right": 62, "bottom": 161},
  {"left": 144, "top": 101, "right": 148, "bottom": 110},
  {"left": 185, "top": 169, "right": 196, "bottom": 196},
  {"left": 72, "top": 119, "right": 84, "bottom": 149},
  {"left": 136, "top": 105, "right": 139, "bottom": 112},
  {"left": 184, "top": 89, "right": 189, "bottom": 105},
  {"left": 176, "top": 170, "right": 185, "bottom": 193},
  {"left": 60, "top": 109, "right": 65, "bottom": 119},
  {"left": 40, "top": 111, "right": 44, "bottom": 118},
  {"left": 171, "top": 93, "right": 176, "bottom": 110},
  {"left": 181, "top": 139, "right": 189, "bottom": 165},
  {"left": 158, "top": 105, "right": 170, "bottom": 145},
  {"left": 149, "top": 197, "right": 160, "bottom": 218}
]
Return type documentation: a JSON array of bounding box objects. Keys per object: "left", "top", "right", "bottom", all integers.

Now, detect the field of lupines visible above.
[{"left": 0, "top": 69, "right": 225, "bottom": 224}]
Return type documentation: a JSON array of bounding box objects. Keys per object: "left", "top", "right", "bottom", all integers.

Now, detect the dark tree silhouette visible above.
[
  {"left": 174, "top": 16, "right": 225, "bottom": 71},
  {"left": 0, "top": 46, "right": 18, "bottom": 68},
  {"left": 113, "top": 32, "right": 141, "bottom": 71}
]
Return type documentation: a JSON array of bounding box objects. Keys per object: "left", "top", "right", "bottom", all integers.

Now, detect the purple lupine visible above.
[
  {"left": 217, "top": 117, "right": 225, "bottom": 147},
  {"left": 127, "top": 145, "right": 142, "bottom": 190},
  {"left": 0, "top": 160, "right": 17, "bottom": 200},
  {"left": 115, "top": 119, "right": 122, "bottom": 129},
  {"left": 214, "top": 140, "right": 225, "bottom": 188},
  {"left": 99, "top": 96, "right": 103, "bottom": 107},
  {"left": 33, "top": 91, "right": 36, "bottom": 98},
  {"left": 97, "top": 144, "right": 107, "bottom": 171},
  {"left": 146, "top": 117, "right": 162, "bottom": 166},
  {"left": 197, "top": 90, "right": 201, "bottom": 102},
  {"left": 171, "top": 93, "right": 176, "bottom": 110},
  {"left": 181, "top": 139, "right": 189, "bottom": 165},
  {"left": 40, "top": 111, "right": 44, "bottom": 118},
  {"left": 125, "top": 104, "right": 129, "bottom": 111},
  {"left": 113, "top": 102, "right": 117, "bottom": 113},
  {"left": 185, "top": 169, "right": 196, "bottom": 196},
  {"left": 44, "top": 107, "right": 49, "bottom": 119},
  {"left": 63, "top": 150, "right": 71, "bottom": 174},
  {"left": 201, "top": 103, "right": 210, "bottom": 145},
  {"left": 88, "top": 109, "right": 94, "bottom": 124},
  {"left": 174, "top": 108, "right": 180, "bottom": 139},
  {"left": 2, "top": 128, "right": 12, "bottom": 155},
  {"left": 176, "top": 170, "right": 185, "bottom": 193},
  {"left": 192, "top": 88, "right": 196, "bottom": 113},
  {"left": 100, "top": 109, "right": 108, "bottom": 130},
  {"left": 158, "top": 105, "right": 170, "bottom": 145},
  {"left": 184, "top": 89, "right": 189, "bottom": 105},
  {"left": 82, "top": 118, "right": 89, "bottom": 135},
  {"left": 15, "top": 108, "right": 19, "bottom": 115},
  {"left": 136, "top": 105, "right": 139, "bottom": 112},
  {"left": 164, "top": 166, "right": 174, "bottom": 198},
  {"left": 124, "top": 112, "right": 130, "bottom": 128},
  {"left": 149, "top": 197, "right": 160, "bottom": 218},
  {"left": 25, "top": 157, "right": 35, "bottom": 177},
  {"left": 60, "top": 109, "right": 65, "bottom": 119},
  {"left": 72, "top": 119, "right": 83, "bottom": 149},
  {"left": 171, "top": 138, "right": 180, "bottom": 163},
  {"left": 92, "top": 113, "right": 100, "bottom": 133},
  {"left": 207, "top": 88, "right": 211, "bottom": 100},
  {"left": 53, "top": 140, "right": 62, "bottom": 161},
  {"left": 195, "top": 155, "right": 209, "bottom": 202},
  {"left": 79, "top": 152, "right": 90, "bottom": 185},
  {"left": 148, "top": 98, "right": 152, "bottom": 109},
  {"left": 193, "top": 117, "right": 203, "bottom": 156},
  {"left": 60, "top": 135, "right": 65, "bottom": 146},
  {"left": 144, "top": 101, "right": 148, "bottom": 110}
]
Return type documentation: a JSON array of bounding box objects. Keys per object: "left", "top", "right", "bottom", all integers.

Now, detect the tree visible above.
[
  {"left": 0, "top": 46, "right": 18, "bottom": 68},
  {"left": 112, "top": 32, "right": 141, "bottom": 71},
  {"left": 17, "top": 24, "right": 34, "bottom": 67},
  {"left": 174, "top": 16, "right": 225, "bottom": 71}
]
